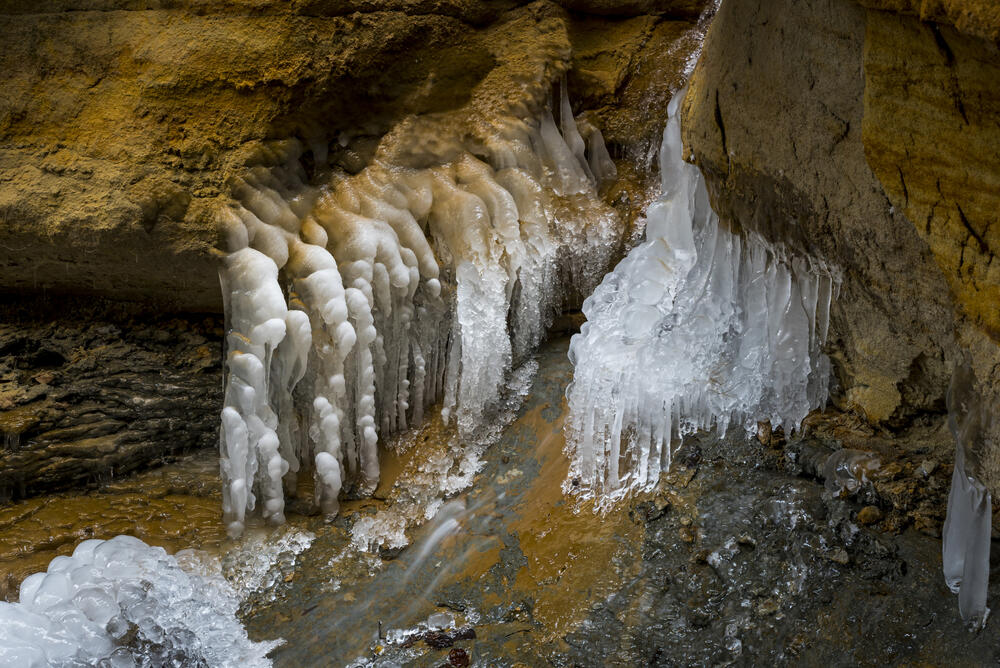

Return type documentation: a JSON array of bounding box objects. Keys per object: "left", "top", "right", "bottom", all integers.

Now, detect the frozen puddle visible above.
[{"left": 0, "top": 527, "right": 315, "bottom": 667}]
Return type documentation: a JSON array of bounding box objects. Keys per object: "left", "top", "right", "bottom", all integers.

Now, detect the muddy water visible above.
[
  {"left": 3, "top": 337, "right": 1000, "bottom": 665},
  {"left": 0, "top": 453, "right": 225, "bottom": 599},
  {"left": 244, "top": 338, "right": 650, "bottom": 666}
]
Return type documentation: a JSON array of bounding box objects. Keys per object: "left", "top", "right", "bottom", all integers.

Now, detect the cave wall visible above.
[
  {"left": 0, "top": 300, "right": 222, "bottom": 501},
  {"left": 0, "top": 0, "right": 704, "bottom": 312},
  {"left": 681, "top": 0, "right": 1000, "bottom": 490}
]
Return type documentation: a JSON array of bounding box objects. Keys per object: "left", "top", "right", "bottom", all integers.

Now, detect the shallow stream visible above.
[{"left": 2, "top": 338, "right": 998, "bottom": 665}]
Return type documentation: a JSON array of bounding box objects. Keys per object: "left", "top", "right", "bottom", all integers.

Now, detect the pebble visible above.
[
  {"left": 856, "top": 506, "right": 883, "bottom": 526},
  {"left": 824, "top": 548, "right": 850, "bottom": 565},
  {"left": 757, "top": 598, "right": 780, "bottom": 615},
  {"left": 448, "top": 648, "right": 470, "bottom": 667}
]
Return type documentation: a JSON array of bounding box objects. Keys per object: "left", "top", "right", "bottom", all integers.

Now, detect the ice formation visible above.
[
  {"left": 823, "top": 449, "right": 881, "bottom": 497},
  {"left": 565, "top": 90, "right": 840, "bottom": 503},
  {"left": 0, "top": 535, "right": 278, "bottom": 667},
  {"left": 942, "top": 364, "right": 994, "bottom": 630},
  {"left": 219, "top": 85, "right": 620, "bottom": 536}
]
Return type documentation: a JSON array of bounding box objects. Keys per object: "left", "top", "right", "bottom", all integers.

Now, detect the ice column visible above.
[
  {"left": 942, "top": 363, "right": 993, "bottom": 630},
  {"left": 565, "top": 90, "right": 840, "bottom": 504},
  {"left": 218, "top": 91, "right": 622, "bottom": 535}
]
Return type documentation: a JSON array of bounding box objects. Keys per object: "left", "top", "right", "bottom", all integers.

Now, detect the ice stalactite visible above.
[
  {"left": 942, "top": 363, "right": 994, "bottom": 630},
  {"left": 565, "top": 90, "right": 840, "bottom": 504},
  {"left": 218, "top": 89, "right": 621, "bottom": 536}
]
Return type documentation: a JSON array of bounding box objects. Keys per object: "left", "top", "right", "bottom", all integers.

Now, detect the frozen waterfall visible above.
[
  {"left": 565, "top": 90, "right": 840, "bottom": 504},
  {"left": 218, "top": 84, "right": 621, "bottom": 537}
]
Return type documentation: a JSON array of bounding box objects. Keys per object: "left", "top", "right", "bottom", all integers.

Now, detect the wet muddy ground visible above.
[
  {"left": 245, "top": 338, "right": 1000, "bottom": 666},
  {"left": 2, "top": 337, "right": 999, "bottom": 665}
]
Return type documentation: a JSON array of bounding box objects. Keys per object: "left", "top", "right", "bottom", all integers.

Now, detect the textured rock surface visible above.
[
  {"left": 0, "top": 0, "right": 705, "bottom": 311},
  {"left": 861, "top": 9, "right": 1000, "bottom": 489},
  {"left": 0, "top": 299, "right": 222, "bottom": 500},
  {"left": 681, "top": 0, "right": 1000, "bottom": 490},
  {"left": 858, "top": 0, "right": 1000, "bottom": 41}
]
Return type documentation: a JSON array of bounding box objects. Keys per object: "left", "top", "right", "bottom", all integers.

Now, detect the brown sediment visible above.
[
  {"left": 505, "top": 404, "right": 648, "bottom": 641},
  {"left": 0, "top": 453, "right": 225, "bottom": 600}
]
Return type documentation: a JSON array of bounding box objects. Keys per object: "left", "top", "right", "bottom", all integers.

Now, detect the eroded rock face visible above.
[
  {"left": 0, "top": 299, "right": 222, "bottom": 500},
  {"left": 0, "top": 0, "right": 705, "bottom": 311},
  {"left": 681, "top": 0, "right": 1000, "bottom": 490}
]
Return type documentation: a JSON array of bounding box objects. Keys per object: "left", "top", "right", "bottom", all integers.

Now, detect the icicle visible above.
[
  {"left": 942, "top": 363, "right": 993, "bottom": 630},
  {"left": 219, "top": 247, "right": 288, "bottom": 537},
  {"left": 216, "top": 89, "right": 622, "bottom": 534},
  {"left": 565, "top": 89, "right": 841, "bottom": 505}
]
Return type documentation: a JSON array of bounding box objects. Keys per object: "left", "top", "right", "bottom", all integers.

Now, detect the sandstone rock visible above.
[
  {"left": 857, "top": 505, "right": 884, "bottom": 526},
  {"left": 558, "top": 0, "right": 702, "bottom": 17},
  {"left": 0, "top": 1, "right": 708, "bottom": 312},
  {"left": 859, "top": 7, "right": 1000, "bottom": 487},
  {"left": 857, "top": 0, "right": 1000, "bottom": 42},
  {"left": 681, "top": 0, "right": 1000, "bottom": 492}
]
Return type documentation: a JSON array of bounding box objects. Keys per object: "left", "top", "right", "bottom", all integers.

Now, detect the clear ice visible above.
[
  {"left": 942, "top": 363, "right": 993, "bottom": 630},
  {"left": 218, "top": 85, "right": 620, "bottom": 536},
  {"left": 565, "top": 89, "right": 840, "bottom": 504},
  {"left": 0, "top": 535, "right": 279, "bottom": 667}
]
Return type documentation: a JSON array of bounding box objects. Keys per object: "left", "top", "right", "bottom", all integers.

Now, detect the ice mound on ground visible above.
[
  {"left": 942, "top": 363, "right": 994, "bottom": 630},
  {"left": 565, "top": 89, "right": 840, "bottom": 504},
  {"left": 0, "top": 535, "right": 279, "bottom": 667},
  {"left": 218, "top": 83, "right": 621, "bottom": 536}
]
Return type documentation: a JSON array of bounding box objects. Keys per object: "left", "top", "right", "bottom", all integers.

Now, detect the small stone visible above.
[
  {"left": 424, "top": 631, "right": 453, "bottom": 649},
  {"left": 679, "top": 526, "right": 697, "bottom": 543},
  {"left": 756, "top": 421, "right": 772, "bottom": 446},
  {"left": 877, "top": 462, "right": 903, "bottom": 480},
  {"left": 917, "top": 460, "right": 937, "bottom": 477},
  {"left": 448, "top": 648, "right": 470, "bottom": 667},
  {"left": 856, "top": 505, "right": 883, "bottom": 526},
  {"left": 824, "top": 548, "right": 850, "bottom": 565},
  {"left": 645, "top": 497, "right": 672, "bottom": 521},
  {"left": 757, "top": 598, "right": 779, "bottom": 616}
]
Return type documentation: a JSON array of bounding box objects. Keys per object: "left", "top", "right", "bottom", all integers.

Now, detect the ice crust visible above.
[
  {"left": 0, "top": 535, "right": 279, "bottom": 667},
  {"left": 942, "top": 364, "right": 994, "bottom": 630},
  {"left": 219, "top": 89, "right": 620, "bottom": 536},
  {"left": 565, "top": 90, "right": 840, "bottom": 503}
]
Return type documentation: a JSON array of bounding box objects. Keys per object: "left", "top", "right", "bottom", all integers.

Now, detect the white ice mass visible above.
[
  {"left": 0, "top": 535, "right": 279, "bottom": 667},
  {"left": 218, "top": 83, "right": 620, "bottom": 536},
  {"left": 565, "top": 90, "right": 840, "bottom": 503},
  {"left": 942, "top": 364, "right": 994, "bottom": 630}
]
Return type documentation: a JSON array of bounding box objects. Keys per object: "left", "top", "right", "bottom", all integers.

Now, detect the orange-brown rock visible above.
[
  {"left": 681, "top": 0, "right": 1000, "bottom": 490},
  {"left": 0, "top": 0, "right": 706, "bottom": 311}
]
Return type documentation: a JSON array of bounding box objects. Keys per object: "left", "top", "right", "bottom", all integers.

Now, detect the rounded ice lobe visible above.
[
  {"left": 217, "top": 86, "right": 622, "bottom": 535},
  {"left": 0, "top": 536, "right": 280, "bottom": 667}
]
